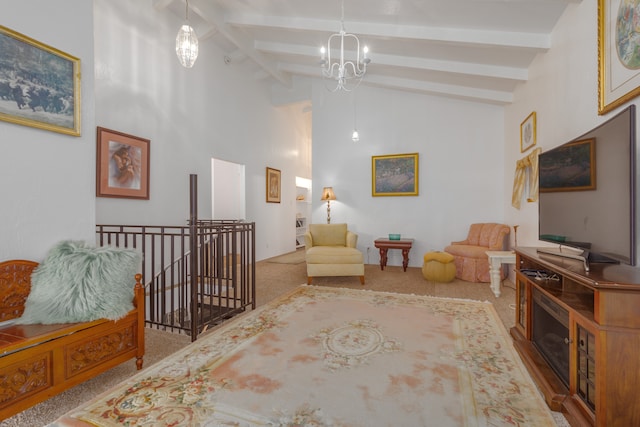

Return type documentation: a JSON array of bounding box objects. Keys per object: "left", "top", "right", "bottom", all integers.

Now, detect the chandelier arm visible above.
[{"left": 323, "top": 62, "right": 342, "bottom": 78}]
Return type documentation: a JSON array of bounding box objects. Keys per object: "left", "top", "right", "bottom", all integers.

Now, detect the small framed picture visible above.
[
  {"left": 96, "top": 127, "right": 150, "bottom": 199},
  {"left": 520, "top": 112, "right": 536, "bottom": 153},
  {"left": 266, "top": 167, "right": 281, "bottom": 203}
]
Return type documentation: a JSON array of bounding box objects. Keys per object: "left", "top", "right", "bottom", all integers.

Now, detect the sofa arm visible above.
[
  {"left": 346, "top": 231, "right": 358, "bottom": 248},
  {"left": 304, "top": 232, "right": 313, "bottom": 248},
  {"left": 450, "top": 239, "right": 469, "bottom": 245},
  {"left": 488, "top": 227, "right": 511, "bottom": 250}
]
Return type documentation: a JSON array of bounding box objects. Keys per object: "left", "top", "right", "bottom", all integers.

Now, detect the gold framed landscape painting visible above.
[
  {"left": 96, "top": 127, "right": 150, "bottom": 199},
  {"left": 598, "top": 0, "right": 640, "bottom": 115},
  {"left": 0, "top": 25, "right": 81, "bottom": 136},
  {"left": 372, "top": 153, "right": 419, "bottom": 196},
  {"left": 539, "top": 138, "right": 596, "bottom": 193}
]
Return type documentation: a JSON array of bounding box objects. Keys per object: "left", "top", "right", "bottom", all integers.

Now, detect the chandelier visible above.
[
  {"left": 176, "top": 0, "right": 199, "bottom": 68},
  {"left": 320, "top": 1, "right": 370, "bottom": 92}
]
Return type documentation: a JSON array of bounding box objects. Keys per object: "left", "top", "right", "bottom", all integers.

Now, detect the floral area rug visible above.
[{"left": 50, "top": 285, "right": 556, "bottom": 426}]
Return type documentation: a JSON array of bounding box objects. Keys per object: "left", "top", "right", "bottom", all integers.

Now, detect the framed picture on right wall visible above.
[
  {"left": 598, "top": 0, "right": 640, "bottom": 114},
  {"left": 520, "top": 111, "right": 536, "bottom": 153}
]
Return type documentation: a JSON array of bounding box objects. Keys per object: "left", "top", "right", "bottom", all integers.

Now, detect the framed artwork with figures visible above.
[
  {"left": 266, "top": 167, "right": 281, "bottom": 203},
  {"left": 0, "top": 25, "right": 81, "bottom": 136},
  {"left": 96, "top": 127, "right": 150, "bottom": 199}
]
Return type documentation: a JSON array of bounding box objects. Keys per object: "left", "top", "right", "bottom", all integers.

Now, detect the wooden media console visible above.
[{"left": 511, "top": 247, "right": 640, "bottom": 427}]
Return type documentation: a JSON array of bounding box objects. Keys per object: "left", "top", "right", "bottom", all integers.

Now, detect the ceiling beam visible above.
[
  {"left": 187, "top": 0, "right": 292, "bottom": 88},
  {"left": 364, "top": 75, "right": 514, "bottom": 104},
  {"left": 255, "top": 40, "right": 528, "bottom": 82},
  {"left": 225, "top": 13, "right": 550, "bottom": 51},
  {"left": 278, "top": 63, "right": 513, "bottom": 104},
  {"left": 151, "top": 0, "right": 173, "bottom": 11}
]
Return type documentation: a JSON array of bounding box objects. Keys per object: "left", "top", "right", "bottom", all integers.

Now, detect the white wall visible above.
[
  {"left": 311, "top": 82, "right": 506, "bottom": 267},
  {"left": 4, "top": 1, "right": 623, "bottom": 271},
  {"left": 504, "top": 2, "right": 638, "bottom": 258},
  {"left": 92, "top": 0, "right": 312, "bottom": 261},
  {"left": 0, "top": 0, "right": 96, "bottom": 261}
]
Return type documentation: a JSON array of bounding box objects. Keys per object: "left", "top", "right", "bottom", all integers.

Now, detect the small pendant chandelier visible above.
[
  {"left": 320, "top": 0, "right": 370, "bottom": 92},
  {"left": 176, "top": 0, "right": 199, "bottom": 68}
]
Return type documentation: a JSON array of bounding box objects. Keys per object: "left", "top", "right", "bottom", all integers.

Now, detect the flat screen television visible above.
[{"left": 537, "top": 104, "right": 637, "bottom": 270}]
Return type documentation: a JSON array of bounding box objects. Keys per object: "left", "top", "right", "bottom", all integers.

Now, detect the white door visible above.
[{"left": 211, "top": 158, "right": 245, "bottom": 220}]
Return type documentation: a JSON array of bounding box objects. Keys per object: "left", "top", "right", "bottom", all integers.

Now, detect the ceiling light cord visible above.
[{"left": 352, "top": 91, "right": 359, "bottom": 142}]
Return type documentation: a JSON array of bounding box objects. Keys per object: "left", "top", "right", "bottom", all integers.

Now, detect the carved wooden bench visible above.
[{"left": 0, "top": 259, "right": 145, "bottom": 420}]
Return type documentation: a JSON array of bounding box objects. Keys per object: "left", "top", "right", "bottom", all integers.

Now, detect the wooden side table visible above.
[{"left": 374, "top": 238, "right": 413, "bottom": 272}]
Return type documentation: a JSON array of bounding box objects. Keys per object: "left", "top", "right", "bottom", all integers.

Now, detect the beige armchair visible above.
[
  {"left": 444, "top": 223, "right": 510, "bottom": 283},
  {"left": 304, "top": 223, "right": 365, "bottom": 285}
]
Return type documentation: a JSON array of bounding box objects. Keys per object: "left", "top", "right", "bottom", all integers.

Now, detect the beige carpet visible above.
[
  {"left": 0, "top": 257, "right": 569, "bottom": 426},
  {"left": 264, "top": 249, "right": 306, "bottom": 264},
  {"left": 52, "top": 286, "right": 557, "bottom": 426}
]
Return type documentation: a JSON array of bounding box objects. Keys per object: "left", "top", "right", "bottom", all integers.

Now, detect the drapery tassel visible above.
[{"left": 512, "top": 147, "right": 542, "bottom": 209}]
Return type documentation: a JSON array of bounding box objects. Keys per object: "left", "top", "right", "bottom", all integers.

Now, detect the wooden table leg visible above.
[
  {"left": 379, "top": 248, "right": 388, "bottom": 270},
  {"left": 402, "top": 248, "right": 410, "bottom": 272}
]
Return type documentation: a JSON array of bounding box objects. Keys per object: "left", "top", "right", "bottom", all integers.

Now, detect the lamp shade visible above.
[{"left": 321, "top": 187, "right": 336, "bottom": 201}]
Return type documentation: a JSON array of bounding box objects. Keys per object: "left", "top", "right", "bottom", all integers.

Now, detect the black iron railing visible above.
[{"left": 96, "top": 220, "right": 255, "bottom": 341}]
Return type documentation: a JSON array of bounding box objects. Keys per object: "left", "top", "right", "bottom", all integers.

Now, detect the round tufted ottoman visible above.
[{"left": 422, "top": 251, "right": 456, "bottom": 282}]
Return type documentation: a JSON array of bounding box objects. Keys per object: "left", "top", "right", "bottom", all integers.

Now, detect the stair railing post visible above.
[{"left": 189, "top": 174, "right": 198, "bottom": 341}]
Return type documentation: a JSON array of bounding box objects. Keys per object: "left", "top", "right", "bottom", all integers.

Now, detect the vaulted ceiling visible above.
[{"left": 155, "top": 0, "right": 579, "bottom": 106}]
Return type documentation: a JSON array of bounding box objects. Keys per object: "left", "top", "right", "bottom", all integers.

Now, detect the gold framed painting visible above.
[
  {"left": 598, "top": 0, "right": 640, "bottom": 115},
  {"left": 520, "top": 111, "right": 536, "bottom": 152},
  {"left": 539, "top": 138, "right": 596, "bottom": 192},
  {"left": 96, "top": 127, "right": 150, "bottom": 199},
  {"left": 0, "top": 25, "right": 81, "bottom": 136},
  {"left": 266, "top": 167, "right": 281, "bottom": 203},
  {"left": 372, "top": 153, "right": 419, "bottom": 197}
]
